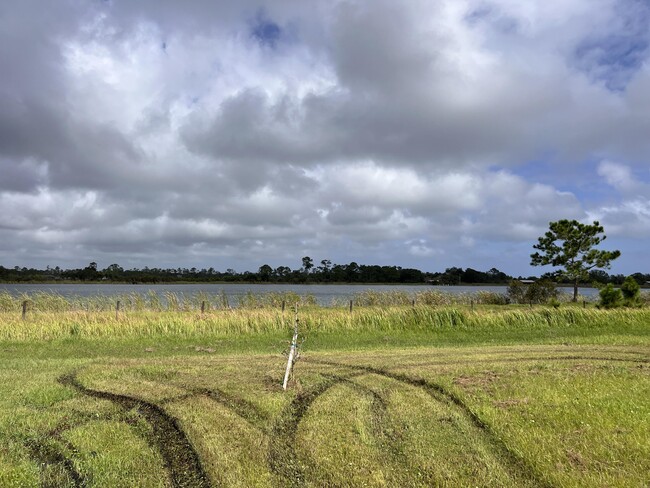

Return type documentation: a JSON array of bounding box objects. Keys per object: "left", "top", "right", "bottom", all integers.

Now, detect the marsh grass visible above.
[
  {"left": 2, "top": 289, "right": 599, "bottom": 315},
  {"left": 2, "top": 297, "right": 649, "bottom": 342},
  {"left": 0, "top": 290, "right": 324, "bottom": 315}
]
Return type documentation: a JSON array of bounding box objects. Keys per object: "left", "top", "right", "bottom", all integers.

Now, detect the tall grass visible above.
[
  {"left": 348, "top": 289, "right": 591, "bottom": 307},
  {"left": 1, "top": 296, "right": 649, "bottom": 341},
  {"left": 0, "top": 289, "right": 601, "bottom": 315},
  {"left": 0, "top": 290, "right": 317, "bottom": 313}
]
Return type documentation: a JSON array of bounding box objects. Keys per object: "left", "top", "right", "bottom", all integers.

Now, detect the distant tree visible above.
[
  {"left": 258, "top": 264, "right": 273, "bottom": 282},
  {"left": 104, "top": 263, "right": 124, "bottom": 281},
  {"left": 438, "top": 267, "right": 463, "bottom": 285},
  {"left": 589, "top": 269, "right": 610, "bottom": 285},
  {"left": 81, "top": 261, "right": 99, "bottom": 281},
  {"left": 461, "top": 268, "right": 485, "bottom": 283},
  {"left": 317, "top": 259, "right": 332, "bottom": 281},
  {"left": 487, "top": 267, "right": 510, "bottom": 283},
  {"left": 630, "top": 272, "right": 646, "bottom": 286},
  {"left": 301, "top": 256, "right": 314, "bottom": 273},
  {"left": 399, "top": 268, "right": 423, "bottom": 283},
  {"left": 345, "top": 262, "right": 360, "bottom": 282},
  {"left": 531, "top": 220, "right": 621, "bottom": 302},
  {"left": 274, "top": 266, "right": 291, "bottom": 281}
]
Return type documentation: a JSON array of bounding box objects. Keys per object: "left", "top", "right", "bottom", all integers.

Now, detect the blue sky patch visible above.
[
  {"left": 251, "top": 15, "right": 282, "bottom": 48},
  {"left": 573, "top": 0, "right": 650, "bottom": 91},
  {"left": 509, "top": 159, "right": 620, "bottom": 205},
  {"left": 575, "top": 35, "right": 648, "bottom": 91}
]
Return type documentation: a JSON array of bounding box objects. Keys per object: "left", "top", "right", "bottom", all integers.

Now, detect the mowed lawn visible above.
[{"left": 0, "top": 308, "right": 648, "bottom": 487}]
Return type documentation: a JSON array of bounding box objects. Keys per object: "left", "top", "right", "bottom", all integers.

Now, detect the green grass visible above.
[
  {"left": 0, "top": 302, "right": 648, "bottom": 486},
  {"left": 3, "top": 299, "right": 650, "bottom": 341}
]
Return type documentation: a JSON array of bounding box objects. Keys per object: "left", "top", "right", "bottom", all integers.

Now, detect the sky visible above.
[{"left": 1, "top": 0, "right": 649, "bottom": 276}]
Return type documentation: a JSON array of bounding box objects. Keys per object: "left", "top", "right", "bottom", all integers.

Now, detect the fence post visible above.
[
  {"left": 115, "top": 300, "right": 121, "bottom": 320},
  {"left": 349, "top": 300, "right": 353, "bottom": 313},
  {"left": 282, "top": 304, "right": 299, "bottom": 390},
  {"left": 470, "top": 299, "right": 474, "bottom": 310},
  {"left": 201, "top": 301, "right": 206, "bottom": 315},
  {"left": 412, "top": 298, "right": 416, "bottom": 308},
  {"left": 282, "top": 300, "right": 286, "bottom": 314},
  {"left": 22, "top": 301, "right": 27, "bottom": 320},
  {"left": 583, "top": 300, "right": 586, "bottom": 309}
]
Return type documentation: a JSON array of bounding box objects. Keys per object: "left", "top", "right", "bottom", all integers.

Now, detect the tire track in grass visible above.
[
  {"left": 25, "top": 408, "right": 156, "bottom": 488},
  {"left": 24, "top": 405, "right": 132, "bottom": 488},
  {"left": 140, "top": 379, "right": 272, "bottom": 434},
  {"left": 319, "top": 373, "right": 399, "bottom": 454},
  {"left": 381, "top": 355, "right": 649, "bottom": 370},
  {"left": 308, "top": 358, "right": 552, "bottom": 488},
  {"left": 320, "top": 373, "right": 413, "bottom": 478},
  {"left": 25, "top": 437, "right": 85, "bottom": 488},
  {"left": 190, "top": 387, "right": 270, "bottom": 433},
  {"left": 267, "top": 372, "right": 368, "bottom": 487},
  {"left": 58, "top": 372, "right": 211, "bottom": 488}
]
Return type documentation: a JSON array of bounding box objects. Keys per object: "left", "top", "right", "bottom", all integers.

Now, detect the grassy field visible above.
[{"left": 0, "top": 299, "right": 648, "bottom": 487}]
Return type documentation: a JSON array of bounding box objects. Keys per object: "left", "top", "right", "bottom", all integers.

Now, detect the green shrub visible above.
[
  {"left": 474, "top": 290, "right": 509, "bottom": 305},
  {"left": 621, "top": 276, "right": 641, "bottom": 306},
  {"left": 641, "top": 291, "right": 650, "bottom": 306},
  {"left": 507, "top": 280, "right": 558, "bottom": 304},
  {"left": 599, "top": 284, "right": 623, "bottom": 309}
]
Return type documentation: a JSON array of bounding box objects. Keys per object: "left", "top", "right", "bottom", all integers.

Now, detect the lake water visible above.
[{"left": 0, "top": 283, "right": 598, "bottom": 305}]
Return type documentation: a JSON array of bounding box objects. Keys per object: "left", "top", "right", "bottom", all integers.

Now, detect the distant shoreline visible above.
[{"left": 0, "top": 280, "right": 625, "bottom": 288}]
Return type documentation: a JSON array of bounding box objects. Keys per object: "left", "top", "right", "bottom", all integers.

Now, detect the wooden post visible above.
[
  {"left": 282, "top": 300, "right": 286, "bottom": 313},
  {"left": 583, "top": 300, "right": 586, "bottom": 309},
  {"left": 470, "top": 299, "right": 474, "bottom": 310},
  {"left": 282, "top": 304, "right": 299, "bottom": 390},
  {"left": 115, "top": 300, "right": 121, "bottom": 320},
  {"left": 22, "top": 301, "right": 27, "bottom": 320},
  {"left": 349, "top": 300, "right": 353, "bottom": 313},
  {"left": 412, "top": 298, "right": 416, "bottom": 308}
]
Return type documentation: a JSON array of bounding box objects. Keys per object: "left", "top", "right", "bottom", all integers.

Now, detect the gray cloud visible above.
[{"left": 0, "top": 0, "right": 649, "bottom": 274}]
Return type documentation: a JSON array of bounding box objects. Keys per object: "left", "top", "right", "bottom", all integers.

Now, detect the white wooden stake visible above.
[{"left": 282, "top": 304, "right": 299, "bottom": 390}]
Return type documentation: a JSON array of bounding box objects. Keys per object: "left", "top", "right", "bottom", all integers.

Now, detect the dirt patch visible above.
[
  {"left": 493, "top": 398, "right": 530, "bottom": 409},
  {"left": 453, "top": 371, "right": 500, "bottom": 389},
  {"left": 566, "top": 449, "right": 588, "bottom": 470}
]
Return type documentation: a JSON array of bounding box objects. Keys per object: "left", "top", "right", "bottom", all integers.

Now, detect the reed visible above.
[
  {"left": 0, "top": 289, "right": 319, "bottom": 313},
  {"left": 2, "top": 296, "right": 649, "bottom": 341}
]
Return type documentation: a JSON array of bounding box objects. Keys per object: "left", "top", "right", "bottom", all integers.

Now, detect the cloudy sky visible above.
[{"left": 1, "top": 0, "right": 649, "bottom": 275}]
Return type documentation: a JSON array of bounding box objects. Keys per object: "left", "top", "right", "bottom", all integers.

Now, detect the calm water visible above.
[{"left": 0, "top": 283, "right": 597, "bottom": 305}]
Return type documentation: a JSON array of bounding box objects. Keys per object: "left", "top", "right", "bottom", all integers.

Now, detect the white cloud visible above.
[
  {"left": 598, "top": 160, "right": 649, "bottom": 196},
  {"left": 1, "top": 0, "right": 649, "bottom": 274},
  {"left": 588, "top": 160, "right": 650, "bottom": 238}
]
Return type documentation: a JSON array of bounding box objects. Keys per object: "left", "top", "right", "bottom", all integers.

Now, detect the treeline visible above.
[
  {"left": 1, "top": 259, "right": 648, "bottom": 286},
  {"left": 543, "top": 270, "right": 650, "bottom": 286},
  {"left": 0, "top": 260, "right": 429, "bottom": 284}
]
